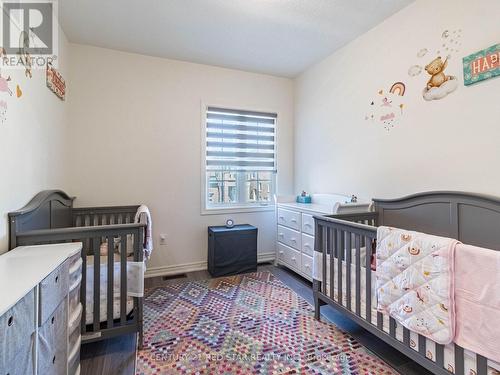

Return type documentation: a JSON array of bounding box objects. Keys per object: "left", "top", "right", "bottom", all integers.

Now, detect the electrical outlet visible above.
[{"left": 159, "top": 234, "right": 167, "bottom": 246}]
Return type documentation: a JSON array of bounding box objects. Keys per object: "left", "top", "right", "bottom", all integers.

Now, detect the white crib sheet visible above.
[
  {"left": 313, "top": 253, "right": 500, "bottom": 374},
  {"left": 85, "top": 256, "right": 140, "bottom": 324}
]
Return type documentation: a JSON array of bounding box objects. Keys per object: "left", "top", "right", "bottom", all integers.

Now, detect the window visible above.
[{"left": 204, "top": 106, "right": 277, "bottom": 211}]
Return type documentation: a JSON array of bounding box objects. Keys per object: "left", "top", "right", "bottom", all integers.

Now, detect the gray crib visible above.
[
  {"left": 313, "top": 191, "right": 500, "bottom": 375},
  {"left": 8, "top": 190, "right": 146, "bottom": 349}
]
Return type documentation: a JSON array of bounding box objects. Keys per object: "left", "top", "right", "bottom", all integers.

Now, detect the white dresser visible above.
[
  {"left": 276, "top": 194, "right": 370, "bottom": 281},
  {"left": 0, "top": 243, "right": 83, "bottom": 375}
]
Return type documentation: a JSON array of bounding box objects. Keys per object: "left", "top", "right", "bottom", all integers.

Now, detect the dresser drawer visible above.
[
  {"left": 0, "top": 288, "right": 35, "bottom": 367},
  {"left": 301, "top": 233, "right": 315, "bottom": 256},
  {"left": 69, "top": 284, "right": 81, "bottom": 316},
  {"left": 301, "top": 253, "right": 313, "bottom": 277},
  {"left": 276, "top": 243, "right": 300, "bottom": 270},
  {"left": 0, "top": 335, "right": 34, "bottom": 375},
  {"left": 68, "top": 302, "right": 83, "bottom": 336},
  {"left": 277, "top": 225, "right": 301, "bottom": 250},
  {"left": 39, "top": 260, "right": 69, "bottom": 325},
  {"left": 301, "top": 213, "right": 315, "bottom": 235},
  {"left": 38, "top": 298, "right": 68, "bottom": 375},
  {"left": 277, "top": 208, "right": 300, "bottom": 231},
  {"left": 68, "top": 335, "right": 81, "bottom": 375},
  {"left": 69, "top": 257, "right": 83, "bottom": 292}
]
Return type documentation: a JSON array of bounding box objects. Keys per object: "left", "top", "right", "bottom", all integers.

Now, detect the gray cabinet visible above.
[{"left": 0, "top": 243, "right": 83, "bottom": 375}]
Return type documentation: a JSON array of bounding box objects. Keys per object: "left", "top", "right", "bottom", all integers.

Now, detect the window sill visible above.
[{"left": 201, "top": 205, "right": 275, "bottom": 216}]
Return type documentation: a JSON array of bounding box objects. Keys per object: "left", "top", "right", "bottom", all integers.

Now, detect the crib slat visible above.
[
  {"left": 365, "top": 235, "right": 371, "bottom": 324},
  {"left": 81, "top": 241, "right": 87, "bottom": 335},
  {"left": 337, "top": 230, "right": 343, "bottom": 305},
  {"left": 454, "top": 345, "right": 465, "bottom": 375},
  {"left": 418, "top": 334, "right": 426, "bottom": 355},
  {"left": 376, "top": 312, "right": 383, "bottom": 331},
  {"left": 329, "top": 228, "right": 335, "bottom": 302},
  {"left": 107, "top": 236, "right": 114, "bottom": 328},
  {"left": 321, "top": 226, "right": 327, "bottom": 295},
  {"left": 355, "top": 234, "right": 361, "bottom": 316},
  {"left": 93, "top": 238, "right": 101, "bottom": 331},
  {"left": 120, "top": 234, "right": 127, "bottom": 324},
  {"left": 476, "top": 354, "right": 488, "bottom": 375},
  {"left": 435, "top": 344, "right": 444, "bottom": 367},
  {"left": 345, "top": 233, "right": 352, "bottom": 311},
  {"left": 389, "top": 317, "right": 396, "bottom": 338},
  {"left": 132, "top": 231, "right": 140, "bottom": 326},
  {"left": 403, "top": 327, "right": 410, "bottom": 346}
]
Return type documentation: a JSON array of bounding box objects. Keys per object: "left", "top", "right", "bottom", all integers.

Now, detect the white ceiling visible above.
[{"left": 60, "top": 0, "right": 413, "bottom": 78}]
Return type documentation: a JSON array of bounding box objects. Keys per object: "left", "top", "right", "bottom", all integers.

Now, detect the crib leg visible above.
[
  {"left": 138, "top": 296, "right": 144, "bottom": 350},
  {"left": 313, "top": 279, "right": 325, "bottom": 320},
  {"left": 138, "top": 327, "right": 144, "bottom": 350}
]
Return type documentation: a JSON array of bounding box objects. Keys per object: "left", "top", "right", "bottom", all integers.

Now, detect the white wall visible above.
[
  {"left": 67, "top": 44, "right": 294, "bottom": 275},
  {"left": 294, "top": 0, "right": 500, "bottom": 200},
  {"left": 0, "top": 27, "right": 70, "bottom": 253}
]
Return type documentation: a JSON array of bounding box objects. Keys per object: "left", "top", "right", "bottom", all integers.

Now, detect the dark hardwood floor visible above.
[{"left": 81, "top": 264, "right": 431, "bottom": 375}]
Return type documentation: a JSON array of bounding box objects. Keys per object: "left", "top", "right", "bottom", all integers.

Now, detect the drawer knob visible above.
[
  {"left": 52, "top": 355, "right": 56, "bottom": 364},
  {"left": 51, "top": 316, "right": 55, "bottom": 325},
  {"left": 278, "top": 251, "right": 284, "bottom": 255},
  {"left": 55, "top": 275, "right": 59, "bottom": 283},
  {"left": 291, "top": 257, "right": 296, "bottom": 261},
  {"left": 305, "top": 264, "right": 310, "bottom": 269},
  {"left": 291, "top": 238, "right": 297, "bottom": 242},
  {"left": 279, "top": 233, "right": 284, "bottom": 237},
  {"left": 291, "top": 219, "right": 297, "bottom": 223},
  {"left": 279, "top": 216, "right": 284, "bottom": 220},
  {"left": 304, "top": 244, "right": 311, "bottom": 248},
  {"left": 7, "top": 316, "right": 13, "bottom": 326},
  {"left": 305, "top": 223, "right": 312, "bottom": 227}
]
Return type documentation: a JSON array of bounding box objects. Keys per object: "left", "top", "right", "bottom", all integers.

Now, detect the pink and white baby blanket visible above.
[{"left": 376, "top": 226, "right": 458, "bottom": 344}]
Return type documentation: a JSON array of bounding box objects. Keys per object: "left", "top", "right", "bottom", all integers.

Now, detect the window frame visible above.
[{"left": 200, "top": 102, "right": 278, "bottom": 215}]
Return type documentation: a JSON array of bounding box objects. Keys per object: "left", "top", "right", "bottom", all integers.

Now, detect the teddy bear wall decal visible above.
[
  {"left": 408, "top": 28, "right": 462, "bottom": 101},
  {"left": 422, "top": 55, "right": 458, "bottom": 101}
]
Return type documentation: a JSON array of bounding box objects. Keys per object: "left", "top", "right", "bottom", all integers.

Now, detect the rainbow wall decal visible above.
[{"left": 389, "top": 82, "right": 406, "bottom": 96}]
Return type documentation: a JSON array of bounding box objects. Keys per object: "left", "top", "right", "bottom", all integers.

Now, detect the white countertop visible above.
[{"left": 0, "top": 243, "right": 82, "bottom": 316}]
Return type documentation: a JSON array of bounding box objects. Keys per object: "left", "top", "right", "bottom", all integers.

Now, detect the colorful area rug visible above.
[{"left": 136, "top": 271, "right": 397, "bottom": 374}]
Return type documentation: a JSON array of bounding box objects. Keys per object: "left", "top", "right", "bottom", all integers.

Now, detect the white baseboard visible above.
[
  {"left": 145, "top": 260, "right": 207, "bottom": 278},
  {"left": 145, "top": 252, "right": 276, "bottom": 278},
  {"left": 257, "top": 251, "right": 276, "bottom": 264}
]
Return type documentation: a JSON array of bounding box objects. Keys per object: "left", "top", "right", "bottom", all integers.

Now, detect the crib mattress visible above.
[
  {"left": 316, "top": 256, "right": 500, "bottom": 374},
  {"left": 85, "top": 257, "right": 134, "bottom": 325}
]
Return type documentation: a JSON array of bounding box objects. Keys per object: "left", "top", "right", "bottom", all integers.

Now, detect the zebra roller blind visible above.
[{"left": 206, "top": 107, "right": 277, "bottom": 172}]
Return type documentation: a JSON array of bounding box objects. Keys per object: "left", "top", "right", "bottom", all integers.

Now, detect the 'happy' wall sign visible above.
[{"left": 463, "top": 43, "right": 499, "bottom": 86}]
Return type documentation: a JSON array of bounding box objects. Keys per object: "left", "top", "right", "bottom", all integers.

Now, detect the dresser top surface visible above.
[{"left": 0, "top": 242, "right": 82, "bottom": 316}]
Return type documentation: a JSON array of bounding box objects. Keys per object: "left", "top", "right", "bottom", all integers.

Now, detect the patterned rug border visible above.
[{"left": 136, "top": 270, "right": 399, "bottom": 375}]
